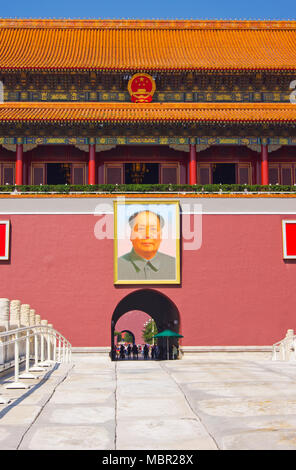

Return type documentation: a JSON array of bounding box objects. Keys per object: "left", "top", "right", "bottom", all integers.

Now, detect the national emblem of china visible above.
[{"left": 128, "top": 73, "right": 156, "bottom": 103}]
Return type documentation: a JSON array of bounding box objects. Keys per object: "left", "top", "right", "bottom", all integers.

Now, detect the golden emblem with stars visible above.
[{"left": 128, "top": 73, "right": 156, "bottom": 103}]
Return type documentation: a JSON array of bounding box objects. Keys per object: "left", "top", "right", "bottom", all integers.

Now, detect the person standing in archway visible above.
[
  {"left": 143, "top": 344, "right": 149, "bottom": 360},
  {"left": 132, "top": 343, "right": 138, "bottom": 360},
  {"left": 120, "top": 344, "right": 125, "bottom": 360},
  {"left": 151, "top": 344, "right": 156, "bottom": 360},
  {"left": 172, "top": 344, "right": 178, "bottom": 360}
]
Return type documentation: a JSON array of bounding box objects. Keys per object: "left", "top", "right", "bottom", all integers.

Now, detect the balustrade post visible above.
[
  {"left": 46, "top": 323, "right": 55, "bottom": 364},
  {"left": 47, "top": 326, "right": 51, "bottom": 362},
  {"left": 8, "top": 300, "right": 21, "bottom": 366},
  {"left": 30, "top": 314, "right": 46, "bottom": 372},
  {"left": 66, "top": 342, "right": 70, "bottom": 363},
  {"left": 286, "top": 329, "right": 295, "bottom": 362},
  {"left": 6, "top": 331, "right": 28, "bottom": 389},
  {"left": 271, "top": 345, "right": 277, "bottom": 361},
  {"left": 10, "top": 300, "right": 21, "bottom": 328},
  {"left": 0, "top": 298, "right": 10, "bottom": 331},
  {"left": 18, "top": 328, "right": 38, "bottom": 379},
  {"left": 19, "top": 306, "right": 38, "bottom": 379},
  {"left": 57, "top": 335, "right": 61, "bottom": 363},
  {"left": 39, "top": 320, "right": 51, "bottom": 367},
  {"left": 0, "top": 299, "right": 9, "bottom": 365},
  {"left": 62, "top": 339, "right": 66, "bottom": 362},
  {"left": 280, "top": 342, "right": 285, "bottom": 361},
  {"left": 0, "top": 300, "right": 10, "bottom": 401},
  {"left": 292, "top": 339, "right": 296, "bottom": 362},
  {"left": 20, "top": 303, "right": 30, "bottom": 361},
  {"left": 29, "top": 309, "right": 35, "bottom": 358},
  {"left": 53, "top": 333, "right": 57, "bottom": 362}
]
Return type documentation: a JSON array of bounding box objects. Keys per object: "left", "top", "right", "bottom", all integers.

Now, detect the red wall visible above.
[{"left": 0, "top": 212, "right": 295, "bottom": 347}]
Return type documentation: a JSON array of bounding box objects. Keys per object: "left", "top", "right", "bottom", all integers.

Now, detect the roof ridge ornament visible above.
[{"left": 1, "top": 18, "right": 296, "bottom": 30}]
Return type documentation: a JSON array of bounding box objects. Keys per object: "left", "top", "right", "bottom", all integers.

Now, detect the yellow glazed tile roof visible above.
[
  {"left": 0, "top": 19, "right": 296, "bottom": 71},
  {"left": 0, "top": 102, "right": 296, "bottom": 123}
]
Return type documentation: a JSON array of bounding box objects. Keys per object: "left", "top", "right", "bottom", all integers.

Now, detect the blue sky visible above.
[{"left": 1, "top": 0, "right": 295, "bottom": 20}]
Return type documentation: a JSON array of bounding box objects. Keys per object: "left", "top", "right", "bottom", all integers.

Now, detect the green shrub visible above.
[{"left": 1, "top": 184, "right": 296, "bottom": 193}]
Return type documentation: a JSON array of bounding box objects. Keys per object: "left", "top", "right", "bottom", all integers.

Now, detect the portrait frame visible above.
[{"left": 114, "top": 200, "right": 180, "bottom": 285}]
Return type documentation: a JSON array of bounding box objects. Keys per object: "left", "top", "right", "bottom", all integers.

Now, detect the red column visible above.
[
  {"left": 261, "top": 144, "right": 269, "bottom": 185},
  {"left": 22, "top": 154, "right": 28, "bottom": 185},
  {"left": 189, "top": 144, "right": 197, "bottom": 185},
  {"left": 251, "top": 161, "right": 256, "bottom": 185},
  {"left": 256, "top": 158, "right": 261, "bottom": 185},
  {"left": 15, "top": 143, "right": 23, "bottom": 185},
  {"left": 88, "top": 143, "right": 96, "bottom": 185}
]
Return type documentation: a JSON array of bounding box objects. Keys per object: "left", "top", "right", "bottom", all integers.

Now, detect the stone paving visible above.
[{"left": 1, "top": 352, "right": 296, "bottom": 450}]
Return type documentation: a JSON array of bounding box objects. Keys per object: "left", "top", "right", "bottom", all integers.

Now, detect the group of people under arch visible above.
[{"left": 112, "top": 342, "right": 179, "bottom": 361}]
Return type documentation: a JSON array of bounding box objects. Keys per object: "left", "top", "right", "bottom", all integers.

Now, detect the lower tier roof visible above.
[{"left": 0, "top": 102, "right": 295, "bottom": 124}]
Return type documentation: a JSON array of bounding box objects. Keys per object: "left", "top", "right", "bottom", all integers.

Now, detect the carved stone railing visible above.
[
  {"left": 0, "top": 298, "right": 72, "bottom": 404},
  {"left": 272, "top": 329, "right": 296, "bottom": 362}
]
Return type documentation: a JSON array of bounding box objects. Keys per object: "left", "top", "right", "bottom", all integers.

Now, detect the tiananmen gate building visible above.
[{"left": 1, "top": 18, "right": 296, "bottom": 356}]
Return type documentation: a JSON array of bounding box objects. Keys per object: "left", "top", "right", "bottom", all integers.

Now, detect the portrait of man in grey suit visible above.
[{"left": 116, "top": 209, "right": 178, "bottom": 282}]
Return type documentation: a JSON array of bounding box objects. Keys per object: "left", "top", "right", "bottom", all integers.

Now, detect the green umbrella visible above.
[{"left": 153, "top": 329, "right": 183, "bottom": 360}]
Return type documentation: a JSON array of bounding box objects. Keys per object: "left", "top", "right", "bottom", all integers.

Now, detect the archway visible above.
[
  {"left": 111, "top": 289, "right": 181, "bottom": 360},
  {"left": 120, "top": 329, "right": 136, "bottom": 345}
]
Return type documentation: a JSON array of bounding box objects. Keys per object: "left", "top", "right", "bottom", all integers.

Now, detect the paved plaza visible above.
[{"left": 1, "top": 352, "right": 296, "bottom": 450}]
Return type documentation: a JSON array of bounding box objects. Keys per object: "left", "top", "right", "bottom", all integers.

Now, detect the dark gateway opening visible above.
[
  {"left": 213, "top": 163, "right": 236, "bottom": 185},
  {"left": 125, "top": 163, "right": 159, "bottom": 184},
  {"left": 111, "top": 289, "right": 181, "bottom": 361},
  {"left": 46, "top": 163, "right": 71, "bottom": 185}
]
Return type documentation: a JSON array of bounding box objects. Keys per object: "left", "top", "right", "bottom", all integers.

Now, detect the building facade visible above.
[{"left": 0, "top": 19, "right": 296, "bottom": 351}]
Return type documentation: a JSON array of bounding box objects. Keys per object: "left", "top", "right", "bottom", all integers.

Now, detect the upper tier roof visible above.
[{"left": 0, "top": 19, "right": 296, "bottom": 71}]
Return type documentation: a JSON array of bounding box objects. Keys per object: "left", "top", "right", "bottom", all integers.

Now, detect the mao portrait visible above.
[{"left": 114, "top": 201, "right": 180, "bottom": 284}]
